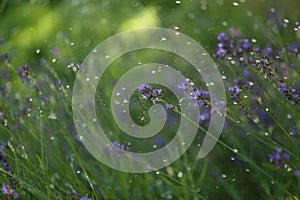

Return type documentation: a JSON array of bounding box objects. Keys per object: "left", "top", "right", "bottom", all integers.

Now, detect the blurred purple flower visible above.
[
  {"left": 217, "top": 32, "right": 228, "bottom": 41},
  {"left": 2, "top": 184, "right": 18, "bottom": 200},
  {"left": 0, "top": 53, "right": 10, "bottom": 63},
  {"left": 165, "top": 103, "right": 176, "bottom": 110},
  {"left": 269, "top": 147, "right": 290, "bottom": 169},
  {"left": 288, "top": 42, "right": 300, "bottom": 54},
  {"left": 80, "top": 197, "right": 90, "bottom": 200},
  {"left": 106, "top": 141, "right": 128, "bottom": 156},
  {"left": 278, "top": 84, "right": 300, "bottom": 105}
]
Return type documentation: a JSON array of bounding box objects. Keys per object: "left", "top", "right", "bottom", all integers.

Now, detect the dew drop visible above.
[
  {"left": 222, "top": 174, "right": 227, "bottom": 178},
  {"left": 175, "top": 0, "right": 181, "bottom": 4},
  {"left": 105, "top": 55, "right": 110, "bottom": 59},
  {"left": 233, "top": 2, "right": 239, "bottom": 6},
  {"left": 283, "top": 19, "right": 289, "bottom": 24},
  {"left": 177, "top": 171, "right": 183, "bottom": 178},
  {"left": 265, "top": 132, "right": 269, "bottom": 136},
  {"left": 233, "top": 149, "right": 238, "bottom": 153},
  {"left": 36, "top": 49, "right": 40, "bottom": 54},
  {"left": 161, "top": 37, "right": 167, "bottom": 41}
]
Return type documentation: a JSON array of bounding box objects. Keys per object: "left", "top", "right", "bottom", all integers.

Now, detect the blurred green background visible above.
[{"left": 0, "top": 0, "right": 300, "bottom": 199}]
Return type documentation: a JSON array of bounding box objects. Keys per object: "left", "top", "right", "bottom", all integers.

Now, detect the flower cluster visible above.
[
  {"left": 1, "top": 142, "right": 19, "bottom": 200},
  {"left": 165, "top": 103, "right": 177, "bottom": 111},
  {"left": 17, "top": 64, "right": 34, "bottom": 84},
  {"left": 228, "top": 79, "right": 254, "bottom": 115},
  {"left": 178, "top": 79, "right": 210, "bottom": 106},
  {"left": 106, "top": 141, "right": 128, "bottom": 156},
  {"left": 138, "top": 84, "right": 163, "bottom": 104},
  {"left": 214, "top": 30, "right": 259, "bottom": 67},
  {"left": 214, "top": 30, "right": 300, "bottom": 107},
  {"left": 278, "top": 84, "right": 300, "bottom": 105},
  {"left": 268, "top": 147, "right": 300, "bottom": 176},
  {"left": 269, "top": 147, "right": 290, "bottom": 169}
]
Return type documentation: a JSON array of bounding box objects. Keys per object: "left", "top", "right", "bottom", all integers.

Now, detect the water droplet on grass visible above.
[
  {"left": 265, "top": 132, "right": 269, "bottom": 136},
  {"left": 233, "top": 2, "right": 239, "bottom": 6},
  {"left": 222, "top": 21, "right": 228, "bottom": 26},
  {"left": 233, "top": 149, "right": 238, "bottom": 153},
  {"left": 177, "top": 171, "right": 183, "bottom": 178}
]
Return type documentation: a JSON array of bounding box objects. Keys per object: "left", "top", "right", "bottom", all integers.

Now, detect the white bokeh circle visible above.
[{"left": 72, "top": 27, "right": 226, "bottom": 173}]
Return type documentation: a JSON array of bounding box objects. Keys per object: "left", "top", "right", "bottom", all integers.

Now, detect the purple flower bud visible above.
[{"left": 217, "top": 32, "right": 228, "bottom": 41}]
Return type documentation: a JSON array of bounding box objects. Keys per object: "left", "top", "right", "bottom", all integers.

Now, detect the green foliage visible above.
[{"left": 0, "top": 0, "right": 299, "bottom": 199}]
